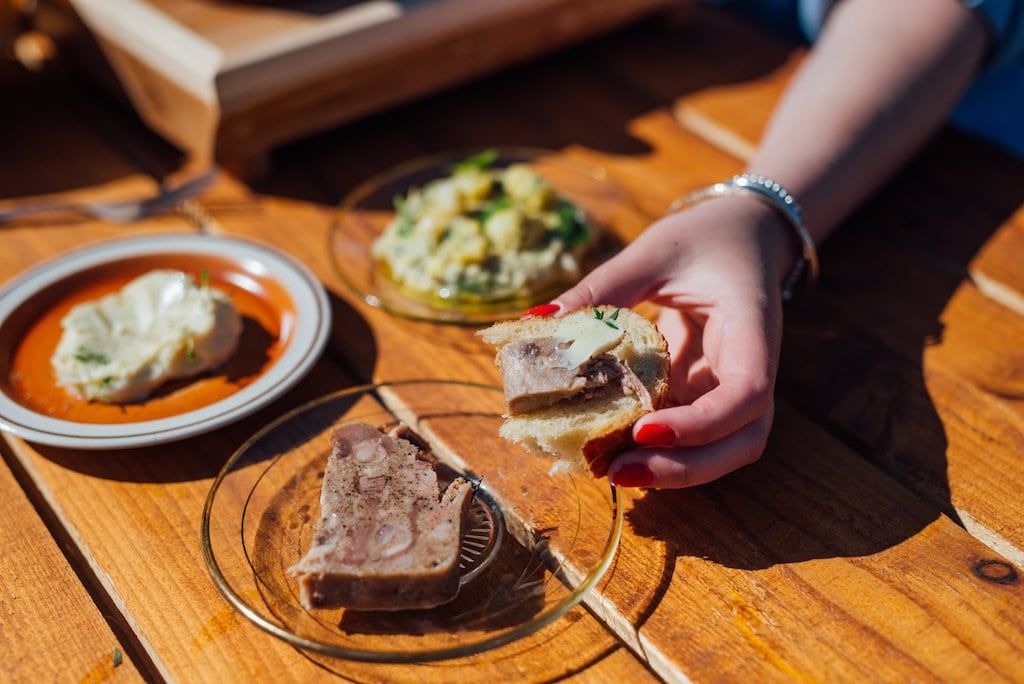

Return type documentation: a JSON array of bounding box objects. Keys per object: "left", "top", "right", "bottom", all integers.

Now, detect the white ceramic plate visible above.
[{"left": 0, "top": 234, "right": 331, "bottom": 449}]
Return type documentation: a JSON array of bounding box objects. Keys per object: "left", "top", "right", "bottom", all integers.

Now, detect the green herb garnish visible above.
[
  {"left": 75, "top": 347, "right": 108, "bottom": 364},
  {"left": 392, "top": 195, "right": 414, "bottom": 236},
  {"left": 185, "top": 337, "right": 196, "bottom": 364},
  {"left": 452, "top": 148, "right": 498, "bottom": 174},
  {"left": 455, "top": 274, "right": 488, "bottom": 295},
  {"left": 199, "top": 268, "right": 210, "bottom": 288},
  {"left": 594, "top": 307, "right": 619, "bottom": 329},
  {"left": 395, "top": 216, "right": 414, "bottom": 237},
  {"left": 471, "top": 195, "right": 511, "bottom": 224},
  {"left": 553, "top": 201, "right": 590, "bottom": 247},
  {"left": 112, "top": 648, "right": 122, "bottom": 668}
]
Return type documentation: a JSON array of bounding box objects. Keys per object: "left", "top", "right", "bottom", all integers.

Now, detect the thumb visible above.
[{"left": 552, "top": 249, "right": 657, "bottom": 314}]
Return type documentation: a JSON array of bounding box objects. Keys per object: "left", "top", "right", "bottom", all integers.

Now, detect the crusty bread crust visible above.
[{"left": 479, "top": 306, "right": 670, "bottom": 477}]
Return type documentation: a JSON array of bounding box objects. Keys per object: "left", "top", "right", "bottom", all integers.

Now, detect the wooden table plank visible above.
[
  {"left": 1, "top": 358, "right": 357, "bottom": 683},
  {"left": 0, "top": 62, "right": 653, "bottom": 683},
  {"left": 200, "top": 133, "right": 1024, "bottom": 682},
  {"left": 206, "top": 173, "right": 1024, "bottom": 682},
  {"left": 252, "top": 10, "right": 1024, "bottom": 564},
  {"left": 970, "top": 206, "right": 1024, "bottom": 315},
  {"left": 0, "top": 454, "right": 142, "bottom": 682},
  {"left": 2, "top": 356, "right": 656, "bottom": 683},
  {"left": 4, "top": 6, "right": 1022, "bottom": 682},
  {"left": 188, "top": 18, "right": 1024, "bottom": 679}
]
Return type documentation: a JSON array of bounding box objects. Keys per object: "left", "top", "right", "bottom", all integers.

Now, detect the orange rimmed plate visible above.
[{"left": 0, "top": 234, "right": 330, "bottom": 449}]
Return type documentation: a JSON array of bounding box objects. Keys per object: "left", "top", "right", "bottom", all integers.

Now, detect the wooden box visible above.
[{"left": 67, "top": 0, "right": 675, "bottom": 166}]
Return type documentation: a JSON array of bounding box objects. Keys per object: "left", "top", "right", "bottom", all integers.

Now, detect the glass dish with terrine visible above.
[{"left": 202, "top": 381, "right": 622, "bottom": 663}]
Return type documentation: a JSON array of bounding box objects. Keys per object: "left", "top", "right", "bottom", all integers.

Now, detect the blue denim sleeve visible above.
[
  {"left": 795, "top": 0, "right": 1024, "bottom": 68},
  {"left": 963, "top": 0, "right": 1024, "bottom": 66}
]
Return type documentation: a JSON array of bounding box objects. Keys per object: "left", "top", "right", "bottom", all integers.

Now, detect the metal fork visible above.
[{"left": 0, "top": 169, "right": 219, "bottom": 224}]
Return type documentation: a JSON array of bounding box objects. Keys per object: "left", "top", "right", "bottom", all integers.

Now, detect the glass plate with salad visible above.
[{"left": 331, "top": 148, "right": 646, "bottom": 325}]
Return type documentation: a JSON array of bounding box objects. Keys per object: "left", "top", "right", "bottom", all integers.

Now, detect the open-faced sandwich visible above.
[{"left": 478, "top": 306, "right": 670, "bottom": 477}]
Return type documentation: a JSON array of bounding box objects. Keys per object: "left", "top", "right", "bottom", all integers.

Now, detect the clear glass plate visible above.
[
  {"left": 202, "top": 381, "right": 623, "bottom": 663},
  {"left": 330, "top": 148, "right": 647, "bottom": 325}
]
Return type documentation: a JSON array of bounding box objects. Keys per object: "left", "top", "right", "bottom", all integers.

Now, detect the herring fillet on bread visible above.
[{"left": 478, "top": 306, "right": 670, "bottom": 477}]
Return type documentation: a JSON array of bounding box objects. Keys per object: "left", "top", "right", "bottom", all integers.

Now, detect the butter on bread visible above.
[{"left": 478, "top": 306, "right": 669, "bottom": 477}]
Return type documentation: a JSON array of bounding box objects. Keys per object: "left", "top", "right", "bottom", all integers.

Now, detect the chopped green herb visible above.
[
  {"left": 609, "top": 308, "right": 620, "bottom": 321},
  {"left": 604, "top": 320, "right": 619, "bottom": 330},
  {"left": 112, "top": 648, "right": 122, "bottom": 668},
  {"left": 438, "top": 227, "right": 452, "bottom": 242},
  {"left": 472, "top": 195, "right": 511, "bottom": 224},
  {"left": 185, "top": 337, "right": 196, "bottom": 364},
  {"left": 101, "top": 376, "right": 113, "bottom": 386},
  {"left": 455, "top": 274, "right": 488, "bottom": 295},
  {"left": 452, "top": 148, "right": 498, "bottom": 174},
  {"left": 75, "top": 347, "right": 109, "bottom": 364},
  {"left": 553, "top": 201, "right": 590, "bottom": 247},
  {"left": 592, "top": 307, "right": 603, "bottom": 320},
  {"left": 199, "top": 268, "right": 210, "bottom": 288},
  {"left": 395, "top": 216, "right": 414, "bottom": 237}
]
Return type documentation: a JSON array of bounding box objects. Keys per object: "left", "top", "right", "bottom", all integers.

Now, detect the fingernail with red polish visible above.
[
  {"left": 634, "top": 423, "right": 675, "bottom": 446},
  {"left": 611, "top": 463, "right": 654, "bottom": 488},
  {"left": 522, "top": 303, "right": 560, "bottom": 319}
]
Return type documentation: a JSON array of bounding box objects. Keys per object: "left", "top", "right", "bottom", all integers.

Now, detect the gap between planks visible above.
[{"left": 0, "top": 436, "right": 174, "bottom": 683}]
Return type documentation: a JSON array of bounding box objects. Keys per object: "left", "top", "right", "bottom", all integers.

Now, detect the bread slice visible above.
[{"left": 478, "top": 306, "right": 669, "bottom": 477}]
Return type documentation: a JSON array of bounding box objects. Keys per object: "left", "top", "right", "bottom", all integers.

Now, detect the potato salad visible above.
[{"left": 371, "top": 150, "right": 593, "bottom": 304}]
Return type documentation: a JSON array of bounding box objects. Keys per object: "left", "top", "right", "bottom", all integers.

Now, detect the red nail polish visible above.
[
  {"left": 522, "top": 303, "right": 560, "bottom": 319},
  {"left": 634, "top": 423, "right": 675, "bottom": 446},
  {"left": 611, "top": 463, "right": 654, "bottom": 488}
]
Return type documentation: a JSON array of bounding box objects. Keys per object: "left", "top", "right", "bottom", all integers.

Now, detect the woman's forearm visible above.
[{"left": 748, "top": 0, "right": 989, "bottom": 243}]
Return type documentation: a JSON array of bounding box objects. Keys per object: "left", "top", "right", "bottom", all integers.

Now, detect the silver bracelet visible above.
[{"left": 667, "top": 174, "right": 819, "bottom": 303}]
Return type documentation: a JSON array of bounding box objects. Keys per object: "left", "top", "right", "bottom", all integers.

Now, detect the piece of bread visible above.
[{"left": 478, "top": 306, "right": 669, "bottom": 477}]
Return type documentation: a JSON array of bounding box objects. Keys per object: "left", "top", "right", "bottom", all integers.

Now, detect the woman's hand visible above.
[{"left": 550, "top": 195, "right": 794, "bottom": 489}]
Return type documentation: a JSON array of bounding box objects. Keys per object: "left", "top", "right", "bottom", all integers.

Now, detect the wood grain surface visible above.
[
  {"left": 4, "top": 354, "right": 656, "bottom": 683},
  {"left": 0, "top": 58, "right": 657, "bottom": 682},
  {"left": 971, "top": 206, "right": 1024, "bottom": 315},
  {"left": 2, "top": 5, "right": 1024, "bottom": 683},
  {"left": 0, "top": 454, "right": 142, "bottom": 683},
  {"left": 204, "top": 153, "right": 1024, "bottom": 683}
]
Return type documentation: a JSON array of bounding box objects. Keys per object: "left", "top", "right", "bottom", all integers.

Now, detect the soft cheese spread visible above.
[{"left": 51, "top": 270, "right": 242, "bottom": 403}]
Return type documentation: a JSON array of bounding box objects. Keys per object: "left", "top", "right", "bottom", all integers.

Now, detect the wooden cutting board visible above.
[{"left": 67, "top": 0, "right": 677, "bottom": 168}]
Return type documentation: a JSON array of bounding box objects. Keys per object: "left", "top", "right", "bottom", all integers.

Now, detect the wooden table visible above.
[{"left": 2, "top": 7, "right": 1023, "bottom": 682}]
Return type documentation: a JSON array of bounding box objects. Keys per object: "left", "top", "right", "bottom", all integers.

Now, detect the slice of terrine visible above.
[{"left": 288, "top": 422, "right": 473, "bottom": 611}]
